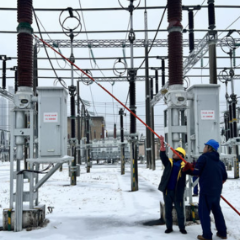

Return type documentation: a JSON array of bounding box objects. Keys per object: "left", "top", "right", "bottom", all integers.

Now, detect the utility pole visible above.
[
  {"left": 144, "top": 0, "right": 152, "bottom": 169},
  {"left": 69, "top": 29, "right": 77, "bottom": 185},
  {"left": 127, "top": 0, "right": 138, "bottom": 191}
]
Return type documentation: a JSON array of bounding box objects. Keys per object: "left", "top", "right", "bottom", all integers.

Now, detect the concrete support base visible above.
[
  {"left": 160, "top": 201, "right": 199, "bottom": 223},
  {"left": 2, "top": 205, "right": 45, "bottom": 231}
]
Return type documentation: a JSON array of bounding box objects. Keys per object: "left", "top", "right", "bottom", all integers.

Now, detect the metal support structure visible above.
[
  {"left": 144, "top": 0, "right": 151, "bottom": 169},
  {"left": 127, "top": 0, "right": 138, "bottom": 191},
  {"left": 150, "top": 77, "right": 155, "bottom": 170},
  {"left": 69, "top": 30, "right": 77, "bottom": 185},
  {"left": 36, "top": 38, "right": 240, "bottom": 48}
]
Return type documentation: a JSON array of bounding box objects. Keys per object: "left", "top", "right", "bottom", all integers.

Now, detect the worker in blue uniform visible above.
[
  {"left": 158, "top": 135, "right": 189, "bottom": 234},
  {"left": 183, "top": 139, "right": 227, "bottom": 240}
]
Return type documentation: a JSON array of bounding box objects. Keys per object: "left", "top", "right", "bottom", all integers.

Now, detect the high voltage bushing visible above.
[
  {"left": 17, "top": 0, "right": 32, "bottom": 24},
  {"left": 231, "top": 94, "right": 238, "bottom": 138},
  {"left": 182, "top": 5, "right": 201, "bottom": 53},
  {"left": 69, "top": 85, "right": 76, "bottom": 138},
  {"left": 188, "top": 10, "right": 194, "bottom": 53},
  {"left": 128, "top": 69, "right": 137, "bottom": 134},
  {"left": 208, "top": 0, "right": 215, "bottom": 30},
  {"left": 168, "top": 0, "right": 183, "bottom": 86},
  {"left": 17, "top": 0, "right": 33, "bottom": 88},
  {"left": 0, "top": 55, "right": 11, "bottom": 90},
  {"left": 150, "top": 67, "right": 161, "bottom": 94}
]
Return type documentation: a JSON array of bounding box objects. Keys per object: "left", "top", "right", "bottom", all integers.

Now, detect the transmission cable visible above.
[
  {"left": 32, "top": 7, "right": 68, "bottom": 89},
  {"left": 78, "top": 0, "right": 96, "bottom": 69},
  {"left": 218, "top": 15, "right": 240, "bottom": 38},
  {"left": 137, "top": 3, "right": 168, "bottom": 70}
]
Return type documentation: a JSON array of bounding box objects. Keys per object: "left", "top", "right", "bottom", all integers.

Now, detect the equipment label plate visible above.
[
  {"left": 43, "top": 112, "right": 58, "bottom": 122},
  {"left": 201, "top": 110, "right": 215, "bottom": 120}
]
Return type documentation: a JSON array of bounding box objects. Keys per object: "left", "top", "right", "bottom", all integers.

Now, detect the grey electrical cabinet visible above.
[
  {"left": 37, "top": 87, "right": 68, "bottom": 158},
  {"left": 187, "top": 84, "right": 220, "bottom": 159}
]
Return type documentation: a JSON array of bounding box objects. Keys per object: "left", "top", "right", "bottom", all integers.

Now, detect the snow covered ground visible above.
[{"left": 0, "top": 161, "right": 239, "bottom": 240}]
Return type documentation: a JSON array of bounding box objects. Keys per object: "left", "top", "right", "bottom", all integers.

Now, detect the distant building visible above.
[{"left": 67, "top": 116, "right": 105, "bottom": 140}]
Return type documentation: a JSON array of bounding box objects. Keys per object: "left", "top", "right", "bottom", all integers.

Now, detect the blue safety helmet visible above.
[{"left": 204, "top": 139, "right": 219, "bottom": 151}]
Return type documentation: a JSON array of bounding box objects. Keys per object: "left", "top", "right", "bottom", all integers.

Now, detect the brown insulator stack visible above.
[
  {"left": 168, "top": 0, "right": 183, "bottom": 86},
  {"left": 17, "top": 0, "right": 33, "bottom": 88}
]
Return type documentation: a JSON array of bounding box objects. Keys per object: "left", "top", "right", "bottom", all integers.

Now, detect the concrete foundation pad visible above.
[
  {"left": 160, "top": 201, "right": 199, "bottom": 223},
  {"left": 2, "top": 205, "right": 45, "bottom": 231}
]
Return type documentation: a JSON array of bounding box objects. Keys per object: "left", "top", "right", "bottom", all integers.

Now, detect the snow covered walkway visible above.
[{"left": 0, "top": 162, "right": 239, "bottom": 240}]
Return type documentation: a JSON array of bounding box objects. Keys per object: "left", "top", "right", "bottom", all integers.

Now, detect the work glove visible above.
[
  {"left": 159, "top": 135, "right": 166, "bottom": 151},
  {"left": 183, "top": 162, "right": 194, "bottom": 172}
]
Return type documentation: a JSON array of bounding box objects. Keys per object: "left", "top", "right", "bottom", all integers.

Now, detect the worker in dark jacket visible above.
[
  {"left": 183, "top": 139, "right": 227, "bottom": 240},
  {"left": 158, "top": 135, "right": 188, "bottom": 234}
]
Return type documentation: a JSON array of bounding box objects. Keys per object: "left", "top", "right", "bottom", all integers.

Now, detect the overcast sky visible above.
[{"left": 0, "top": 0, "right": 240, "bottom": 136}]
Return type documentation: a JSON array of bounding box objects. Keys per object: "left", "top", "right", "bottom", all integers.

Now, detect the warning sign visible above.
[
  {"left": 201, "top": 110, "right": 215, "bottom": 120},
  {"left": 43, "top": 112, "right": 58, "bottom": 122}
]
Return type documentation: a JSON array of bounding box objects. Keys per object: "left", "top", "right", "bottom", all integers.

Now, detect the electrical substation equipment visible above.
[{"left": 186, "top": 84, "right": 220, "bottom": 159}]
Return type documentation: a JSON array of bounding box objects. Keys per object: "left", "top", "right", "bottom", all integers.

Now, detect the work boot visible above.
[
  {"left": 180, "top": 229, "right": 187, "bottom": 234},
  {"left": 165, "top": 228, "right": 173, "bottom": 234},
  {"left": 216, "top": 232, "right": 227, "bottom": 239},
  {"left": 197, "top": 235, "right": 212, "bottom": 240}
]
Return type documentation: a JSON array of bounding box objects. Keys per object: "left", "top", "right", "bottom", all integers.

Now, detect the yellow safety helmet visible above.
[{"left": 175, "top": 147, "right": 186, "bottom": 158}]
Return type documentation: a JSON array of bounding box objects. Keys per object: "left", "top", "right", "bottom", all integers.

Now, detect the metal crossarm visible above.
[
  {"left": 0, "top": 88, "right": 14, "bottom": 101},
  {"left": 36, "top": 38, "right": 236, "bottom": 48}
]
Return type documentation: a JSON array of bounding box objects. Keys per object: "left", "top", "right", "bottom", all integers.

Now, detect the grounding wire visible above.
[
  {"left": 137, "top": 2, "right": 167, "bottom": 70},
  {"left": 32, "top": 7, "right": 68, "bottom": 89},
  {"left": 34, "top": 11, "right": 67, "bottom": 69},
  {"left": 218, "top": 15, "right": 240, "bottom": 38},
  {"left": 78, "top": 0, "right": 97, "bottom": 69}
]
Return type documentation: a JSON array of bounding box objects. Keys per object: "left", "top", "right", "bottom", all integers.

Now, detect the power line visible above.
[{"left": 138, "top": 2, "right": 168, "bottom": 70}]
